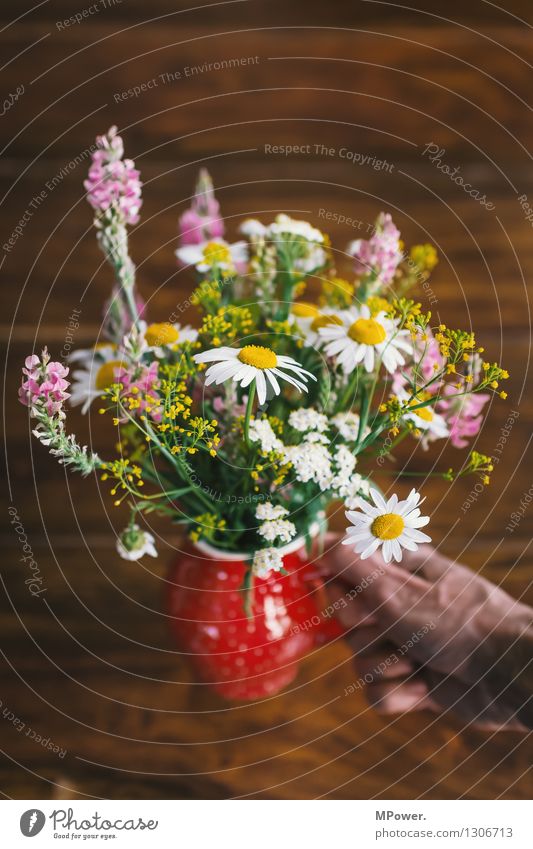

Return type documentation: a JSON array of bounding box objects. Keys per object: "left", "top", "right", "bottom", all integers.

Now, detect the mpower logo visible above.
[{"left": 20, "top": 809, "right": 46, "bottom": 836}]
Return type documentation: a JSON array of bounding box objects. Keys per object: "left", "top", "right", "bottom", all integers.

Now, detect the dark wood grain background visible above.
[{"left": 1, "top": 0, "right": 532, "bottom": 800}]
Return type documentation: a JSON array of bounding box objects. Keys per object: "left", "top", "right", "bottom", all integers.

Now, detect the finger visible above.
[
  {"left": 355, "top": 649, "right": 416, "bottom": 682},
  {"left": 365, "top": 678, "right": 436, "bottom": 715}
]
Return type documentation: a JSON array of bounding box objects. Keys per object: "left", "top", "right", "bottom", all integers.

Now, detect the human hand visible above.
[{"left": 320, "top": 539, "right": 533, "bottom": 730}]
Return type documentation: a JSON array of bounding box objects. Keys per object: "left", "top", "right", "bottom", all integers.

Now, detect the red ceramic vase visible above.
[{"left": 167, "top": 535, "right": 342, "bottom": 701}]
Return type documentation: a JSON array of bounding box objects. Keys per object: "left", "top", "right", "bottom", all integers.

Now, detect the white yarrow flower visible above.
[
  {"left": 249, "top": 417, "right": 284, "bottom": 453},
  {"left": 258, "top": 518, "right": 296, "bottom": 544},
  {"left": 289, "top": 407, "right": 329, "bottom": 433},
  {"left": 252, "top": 547, "right": 284, "bottom": 579},
  {"left": 283, "top": 441, "right": 334, "bottom": 491},
  {"left": 193, "top": 344, "right": 316, "bottom": 406},
  {"left": 256, "top": 502, "right": 289, "bottom": 520},
  {"left": 332, "top": 411, "right": 369, "bottom": 441},
  {"left": 343, "top": 488, "right": 431, "bottom": 564}
]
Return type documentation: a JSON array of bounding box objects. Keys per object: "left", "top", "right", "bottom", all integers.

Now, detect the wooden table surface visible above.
[{"left": 1, "top": 0, "right": 532, "bottom": 799}]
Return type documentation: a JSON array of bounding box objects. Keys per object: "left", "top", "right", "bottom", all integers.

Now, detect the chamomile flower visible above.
[
  {"left": 193, "top": 345, "right": 316, "bottom": 406},
  {"left": 290, "top": 301, "right": 343, "bottom": 347},
  {"left": 175, "top": 239, "right": 248, "bottom": 274},
  {"left": 397, "top": 389, "right": 449, "bottom": 445},
  {"left": 142, "top": 321, "right": 198, "bottom": 355},
  {"left": 116, "top": 524, "right": 158, "bottom": 561},
  {"left": 69, "top": 345, "right": 125, "bottom": 413},
  {"left": 241, "top": 216, "right": 326, "bottom": 272},
  {"left": 320, "top": 304, "right": 412, "bottom": 375},
  {"left": 343, "top": 488, "right": 431, "bottom": 564}
]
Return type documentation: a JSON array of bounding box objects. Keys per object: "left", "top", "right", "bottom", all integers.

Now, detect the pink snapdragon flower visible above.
[
  {"left": 348, "top": 212, "right": 402, "bottom": 284},
  {"left": 438, "top": 387, "right": 490, "bottom": 448},
  {"left": 178, "top": 168, "right": 224, "bottom": 246},
  {"left": 19, "top": 352, "right": 70, "bottom": 417},
  {"left": 115, "top": 361, "right": 161, "bottom": 421},
  {"left": 84, "top": 126, "right": 142, "bottom": 225}
]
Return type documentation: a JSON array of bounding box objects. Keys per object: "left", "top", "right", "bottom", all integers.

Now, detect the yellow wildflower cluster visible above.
[
  {"left": 190, "top": 279, "right": 223, "bottom": 312},
  {"left": 409, "top": 243, "right": 439, "bottom": 273},
  {"left": 479, "top": 362, "right": 510, "bottom": 398},
  {"left": 392, "top": 298, "right": 431, "bottom": 333},
  {"left": 320, "top": 276, "right": 355, "bottom": 309},
  {"left": 367, "top": 295, "right": 391, "bottom": 316},
  {"left": 465, "top": 451, "right": 494, "bottom": 485},
  {"left": 100, "top": 458, "right": 144, "bottom": 505},
  {"left": 250, "top": 451, "right": 292, "bottom": 490},
  {"left": 189, "top": 512, "right": 227, "bottom": 543},
  {"left": 200, "top": 306, "right": 254, "bottom": 346}
]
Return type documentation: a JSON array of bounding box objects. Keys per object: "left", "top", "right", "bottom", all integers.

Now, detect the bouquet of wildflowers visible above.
[{"left": 20, "top": 127, "right": 508, "bottom": 600}]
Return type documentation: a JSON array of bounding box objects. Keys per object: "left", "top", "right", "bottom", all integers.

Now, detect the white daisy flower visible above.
[
  {"left": 193, "top": 344, "right": 316, "bottom": 406},
  {"left": 69, "top": 344, "right": 126, "bottom": 414},
  {"left": 288, "top": 407, "right": 329, "bottom": 433},
  {"left": 397, "top": 389, "right": 449, "bottom": 445},
  {"left": 241, "top": 216, "right": 326, "bottom": 272},
  {"left": 256, "top": 502, "right": 289, "bottom": 520},
  {"left": 290, "top": 302, "right": 343, "bottom": 347},
  {"left": 143, "top": 321, "right": 197, "bottom": 349},
  {"left": 175, "top": 239, "right": 248, "bottom": 273},
  {"left": 116, "top": 524, "right": 158, "bottom": 561},
  {"left": 252, "top": 546, "right": 284, "bottom": 579},
  {"left": 268, "top": 214, "right": 324, "bottom": 244},
  {"left": 239, "top": 218, "right": 267, "bottom": 239},
  {"left": 319, "top": 304, "right": 412, "bottom": 375},
  {"left": 258, "top": 518, "right": 297, "bottom": 544},
  {"left": 343, "top": 488, "right": 431, "bottom": 564}
]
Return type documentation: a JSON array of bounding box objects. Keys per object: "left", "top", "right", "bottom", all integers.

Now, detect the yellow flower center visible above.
[
  {"left": 348, "top": 317, "right": 387, "bottom": 346},
  {"left": 408, "top": 392, "right": 434, "bottom": 422},
  {"left": 202, "top": 241, "right": 232, "bottom": 265},
  {"left": 371, "top": 513, "right": 405, "bottom": 540},
  {"left": 292, "top": 302, "right": 320, "bottom": 318},
  {"left": 238, "top": 345, "right": 278, "bottom": 369},
  {"left": 95, "top": 360, "right": 124, "bottom": 390},
  {"left": 144, "top": 323, "right": 179, "bottom": 347},
  {"left": 416, "top": 406, "right": 434, "bottom": 423},
  {"left": 310, "top": 314, "right": 343, "bottom": 332}
]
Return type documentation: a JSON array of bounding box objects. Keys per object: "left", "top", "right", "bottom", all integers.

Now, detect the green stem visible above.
[{"left": 244, "top": 382, "right": 256, "bottom": 448}]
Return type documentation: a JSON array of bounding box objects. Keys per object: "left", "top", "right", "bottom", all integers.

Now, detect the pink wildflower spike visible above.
[
  {"left": 19, "top": 352, "right": 70, "bottom": 415},
  {"left": 178, "top": 168, "right": 224, "bottom": 246},
  {"left": 347, "top": 212, "right": 402, "bottom": 284},
  {"left": 84, "top": 126, "right": 142, "bottom": 225}
]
